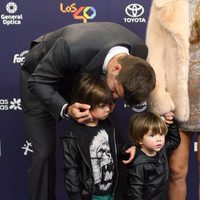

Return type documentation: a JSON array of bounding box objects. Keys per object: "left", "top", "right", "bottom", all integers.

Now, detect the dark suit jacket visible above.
[{"left": 20, "top": 22, "right": 148, "bottom": 120}]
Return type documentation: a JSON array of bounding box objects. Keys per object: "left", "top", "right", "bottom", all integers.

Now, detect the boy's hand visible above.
[{"left": 122, "top": 146, "right": 136, "bottom": 164}]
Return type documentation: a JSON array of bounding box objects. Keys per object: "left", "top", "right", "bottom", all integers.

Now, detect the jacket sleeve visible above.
[
  {"left": 28, "top": 38, "right": 73, "bottom": 121},
  {"left": 146, "top": 0, "right": 190, "bottom": 121},
  {"left": 60, "top": 131, "right": 81, "bottom": 200},
  {"left": 164, "top": 121, "right": 181, "bottom": 155},
  {"left": 126, "top": 164, "right": 145, "bottom": 200}
]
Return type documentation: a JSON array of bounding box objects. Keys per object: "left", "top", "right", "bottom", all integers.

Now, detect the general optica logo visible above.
[
  {"left": 60, "top": 3, "right": 96, "bottom": 23},
  {"left": 6, "top": 2, "right": 18, "bottom": 14},
  {"left": 124, "top": 4, "right": 146, "bottom": 23},
  {"left": 1, "top": 2, "right": 23, "bottom": 26}
]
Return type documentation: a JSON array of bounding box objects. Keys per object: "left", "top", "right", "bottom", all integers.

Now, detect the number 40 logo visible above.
[{"left": 60, "top": 3, "right": 96, "bottom": 23}]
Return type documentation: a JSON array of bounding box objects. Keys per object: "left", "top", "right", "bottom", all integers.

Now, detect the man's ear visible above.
[{"left": 112, "top": 64, "right": 121, "bottom": 75}]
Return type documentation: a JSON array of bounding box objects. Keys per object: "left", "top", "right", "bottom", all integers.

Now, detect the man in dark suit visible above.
[{"left": 20, "top": 22, "right": 156, "bottom": 200}]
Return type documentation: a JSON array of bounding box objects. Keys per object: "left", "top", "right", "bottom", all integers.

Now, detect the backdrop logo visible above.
[
  {"left": 1, "top": 2, "right": 23, "bottom": 26},
  {"left": 0, "top": 98, "right": 22, "bottom": 111},
  {"left": 13, "top": 50, "right": 29, "bottom": 66},
  {"left": 6, "top": 2, "right": 17, "bottom": 14},
  {"left": 124, "top": 4, "right": 146, "bottom": 23},
  {"left": 22, "top": 140, "right": 33, "bottom": 156},
  {"left": 60, "top": 3, "right": 96, "bottom": 23},
  {"left": 10, "top": 98, "right": 22, "bottom": 110},
  {"left": 124, "top": 101, "right": 147, "bottom": 112}
]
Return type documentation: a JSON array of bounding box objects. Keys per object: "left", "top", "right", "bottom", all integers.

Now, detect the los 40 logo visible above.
[{"left": 60, "top": 3, "right": 96, "bottom": 23}]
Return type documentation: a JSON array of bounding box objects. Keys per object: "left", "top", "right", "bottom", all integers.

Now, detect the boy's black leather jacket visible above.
[
  {"left": 125, "top": 121, "right": 180, "bottom": 200},
  {"left": 60, "top": 119, "right": 119, "bottom": 200}
]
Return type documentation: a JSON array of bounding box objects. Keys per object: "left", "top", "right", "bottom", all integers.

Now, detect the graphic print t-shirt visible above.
[{"left": 86, "top": 124, "right": 114, "bottom": 195}]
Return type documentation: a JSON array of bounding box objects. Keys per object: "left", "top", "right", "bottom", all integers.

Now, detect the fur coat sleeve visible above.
[{"left": 146, "top": 0, "right": 190, "bottom": 121}]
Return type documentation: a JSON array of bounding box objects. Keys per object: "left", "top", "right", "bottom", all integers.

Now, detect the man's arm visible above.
[
  {"left": 122, "top": 146, "right": 136, "bottom": 164},
  {"left": 28, "top": 38, "right": 72, "bottom": 120},
  {"left": 67, "top": 103, "right": 92, "bottom": 123}
]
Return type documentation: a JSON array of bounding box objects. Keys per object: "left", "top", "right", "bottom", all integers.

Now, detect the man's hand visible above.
[
  {"left": 67, "top": 102, "right": 92, "bottom": 123},
  {"left": 122, "top": 146, "right": 136, "bottom": 164}
]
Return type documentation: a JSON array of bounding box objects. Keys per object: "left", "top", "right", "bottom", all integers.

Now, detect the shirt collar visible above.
[{"left": 102, "top": 46, "right": 129, "bottom": 74}]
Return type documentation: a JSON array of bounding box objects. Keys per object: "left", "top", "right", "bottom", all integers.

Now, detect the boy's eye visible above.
[
  {"left": 98, "top": 103, "right": 108, "bottom": 108},
  {"left": 150, "top": 134, "right": 155, "bottom": 137},
  {"left": 98, "top": 104, "right": 105, "bottom": 108},
  {"left": 149, "top": 132, "right": 156, "bottom": 136}
]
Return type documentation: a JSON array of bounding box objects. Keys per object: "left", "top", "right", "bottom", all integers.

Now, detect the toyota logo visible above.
[{"left": 125, "top": 4, "right": 144, "bottom": 18}]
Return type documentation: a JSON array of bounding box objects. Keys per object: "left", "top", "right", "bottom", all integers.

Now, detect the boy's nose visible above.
[
  {"left": 104, "top": 106, "right": 110, "bottom": 112},
  {"left": 155, "top": 135, "right": 161, "bottom": 141}
]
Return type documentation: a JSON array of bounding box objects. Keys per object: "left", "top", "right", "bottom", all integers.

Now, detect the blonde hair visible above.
[{"left": 190, "top": 3, "right": 200, "bottom": 45}]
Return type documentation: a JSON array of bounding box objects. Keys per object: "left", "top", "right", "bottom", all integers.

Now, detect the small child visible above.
[
  {"left": 60, "top": 74, "right": 118, "bottom": 200},
  {"left": 126, "top": 112, "right": 180, "bottom": 200}
]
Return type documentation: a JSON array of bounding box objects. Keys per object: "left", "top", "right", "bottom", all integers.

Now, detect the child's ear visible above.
[{"left": 138, "top": 141, "right": 143, "bottom": 145}]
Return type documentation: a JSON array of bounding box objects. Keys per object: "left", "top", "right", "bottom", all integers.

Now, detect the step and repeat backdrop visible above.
[{"left": 0, "top": 0, "right": 198, "bottom": 199}]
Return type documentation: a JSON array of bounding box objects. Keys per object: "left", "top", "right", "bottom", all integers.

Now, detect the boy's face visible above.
[
  {"left": 90, "top": 104, "right": 112, "bottom": 120},
  {"left": 139, "top": 129, "right": 165, "bottom": 156}
]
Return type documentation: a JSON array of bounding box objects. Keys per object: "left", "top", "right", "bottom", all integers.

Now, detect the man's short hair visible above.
[{"left": 117, "top": 55, "right": 156, "bottom": 105}]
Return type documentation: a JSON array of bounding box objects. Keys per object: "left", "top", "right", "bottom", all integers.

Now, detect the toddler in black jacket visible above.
[{"left": 126, "top": 112, "right": 180, "bottom": 200}]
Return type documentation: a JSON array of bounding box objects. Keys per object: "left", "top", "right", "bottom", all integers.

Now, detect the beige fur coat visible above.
[{"left": 146, "top": 0, "right": 190, "bottom": 121}]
